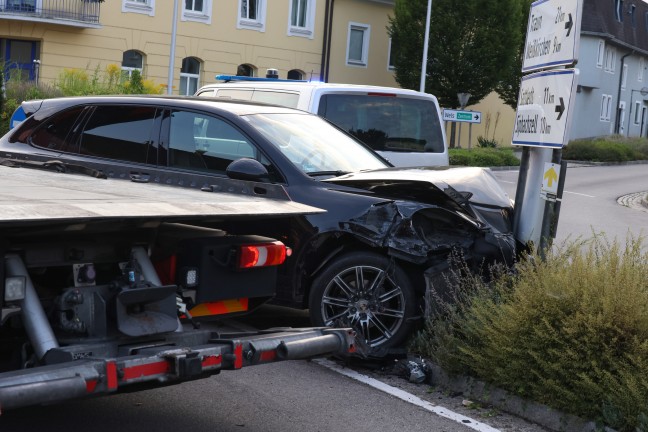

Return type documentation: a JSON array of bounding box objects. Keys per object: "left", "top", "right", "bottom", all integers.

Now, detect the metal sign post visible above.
[{"left": 512, "top": 0, "right": 583, "bottom": 253}]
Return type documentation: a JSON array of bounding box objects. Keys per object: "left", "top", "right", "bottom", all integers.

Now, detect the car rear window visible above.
[
  {"left": 317, "top": 94, "right": 445, "bottom": 154},
  {"left": 30, "top": 106, "right": 85, "bottom": 153}
]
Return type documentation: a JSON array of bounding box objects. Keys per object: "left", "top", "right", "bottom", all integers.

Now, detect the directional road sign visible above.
[
  {"left": 512, "top": 68, "right": 579, "bottom": 148},
  {"left": 522, "top": 0, "right": 583, "bottom": 73},
  {"left": 442, "top": 109, "right": 482, "bottom": 124},
  {"left": 9, "top": 106, "right": 27, "bottom": 130}
]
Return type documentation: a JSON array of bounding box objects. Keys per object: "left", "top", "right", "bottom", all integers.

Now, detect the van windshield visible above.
[
  {"left": 317, "top": 94, "right": 445, "bottom": 154},
  {"left": 244, "top": 113, "right": 390, "bottom": 175}
]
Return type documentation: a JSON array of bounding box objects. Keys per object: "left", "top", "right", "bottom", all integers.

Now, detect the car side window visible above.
[
  {"left": 79, "top": 105, "right": 156, "bottom": 164},
  {"left": 168, "top": 110, "right": 257, "bottom": 173},
  {"left": 30, "top": 106, "right": 86, "bottom": 153}
]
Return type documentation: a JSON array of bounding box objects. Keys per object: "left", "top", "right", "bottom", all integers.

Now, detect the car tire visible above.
[{"left": 309, "top": 252, "right": 417, "bottom": 354}]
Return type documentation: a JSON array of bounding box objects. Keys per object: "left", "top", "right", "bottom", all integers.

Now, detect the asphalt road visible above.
[
  {"left": 2, "top": 164, "right": 645, "bottom": 432},
  {"left": 492, "top": 163, "right": 648, "bottom": 244}
]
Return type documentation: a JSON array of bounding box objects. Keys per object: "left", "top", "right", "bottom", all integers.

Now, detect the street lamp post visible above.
[
  {"left": 419, "top": 0, "right": 432, "bottom": 93},
  {"left": 167, "top": 0, "right": 179, "bottom": 95}
]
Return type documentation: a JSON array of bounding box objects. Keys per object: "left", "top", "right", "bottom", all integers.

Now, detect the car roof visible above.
[
  {"left": 199, "top": 81, "right": 432, "bottom": 98},
  {"left": 34, "top": 95, "right": 308, "bottom": 117}
]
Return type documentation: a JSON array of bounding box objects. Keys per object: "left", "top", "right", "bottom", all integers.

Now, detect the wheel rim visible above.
[{"left": 320, "top": 264, "right": 406, "bottom": 348}]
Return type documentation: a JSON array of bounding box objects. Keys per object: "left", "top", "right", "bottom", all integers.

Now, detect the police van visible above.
[{"left": 196, "top": 75, "right": 448, "bottom": 167}]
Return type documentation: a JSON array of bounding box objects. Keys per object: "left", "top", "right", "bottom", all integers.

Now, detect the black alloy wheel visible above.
[{"left": 309, "top": 252, "right": 416, "bottom": 353}]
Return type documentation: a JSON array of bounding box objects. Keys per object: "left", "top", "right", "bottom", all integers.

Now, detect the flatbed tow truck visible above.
[{"left": 0, "top": 161, "right": 355, "bottom": 412}]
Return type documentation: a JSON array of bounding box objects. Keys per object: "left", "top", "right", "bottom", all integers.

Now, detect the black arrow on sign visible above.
[
  {"left": 555, "top": 97, "right": 565, "bottom": 120},
  {"left": 474, "top": 114, "right": 480, "bottom": 121},
  {"left": 565, "top": 13, "right": 573, "bottom": 37}
]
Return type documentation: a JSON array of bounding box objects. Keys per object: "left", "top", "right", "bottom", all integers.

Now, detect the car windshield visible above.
[{"left": 243, "top": 113, "right": 390, "bottom": 175}]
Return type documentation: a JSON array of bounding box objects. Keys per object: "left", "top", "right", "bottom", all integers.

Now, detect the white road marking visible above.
[
  {"left": 314, "top": 359, "right": 501, "bottom": 432},
  {"left": 562, "top": 190, "right": 595, "bottom": 198}
]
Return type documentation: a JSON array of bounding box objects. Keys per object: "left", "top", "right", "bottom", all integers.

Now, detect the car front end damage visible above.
[{"left": 326, "top": 166, "right": 517, "bottom": 293}]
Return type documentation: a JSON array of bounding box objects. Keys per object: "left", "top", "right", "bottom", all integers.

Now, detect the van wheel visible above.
[{"left": 309, "top": 252, "right": 416, "bottom": 353}]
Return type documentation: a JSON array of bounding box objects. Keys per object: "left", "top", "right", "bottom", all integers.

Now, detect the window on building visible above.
[
  {"left": 182, "top": 0, "right": 211, "bottom": 23},
  {"left": 122, "top": 0, "right": 155, "bottom": 16},
  {"left": 180, "top": 57, "right": 201, "bottom": 96},
  {"left": 635, "top": 101, "right": 642, "bottom": 124},
  {"left": 2, "top": 39, "right": 40, "bottom": 82},
  {"left": 185, "top": 0, "right": 203, "bottom": 12},
  {"left": 604, "top": 47, "right": 617, "bottom": 73},
  {"left": 596, "top": 41, "right": 605, "bottom": 68},
  {"left": 388, "top": 38, "right": 398, "bottom": 70},
  {"left": 640, "top": 57, "right": 645, "bottom": 82},
  {"left": 121, "top": 50, "right": 144, "bottom": 79},
  {"left": 236, "top": 64, "right": 255, "bottom": 77},
  {"left": 601, "top": 94, "right": 612, "bottom": 121},
  {"left": 615, "top": 0, "right": 624, "bottom": 22},
  {"left": 622, "top": 63, "right": 628, "bottom": 89},
  {"left": 238, "top": 0, "right": 266, "bottom": 31},
  {"left": 288, "top": 0, "right": 315, "bottom": 38},
  {"left": 287, "top": 69, "right": 304, "bottom": 80},
  {"left": 346, "top": 22, "right": 370, "bottom": 67}
]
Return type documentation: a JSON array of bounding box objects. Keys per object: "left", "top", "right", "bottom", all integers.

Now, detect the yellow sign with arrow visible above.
[{"left": 541, "top": 163, "right": 560, "bottom": 202}]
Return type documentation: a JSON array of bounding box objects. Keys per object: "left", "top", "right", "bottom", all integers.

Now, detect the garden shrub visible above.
[
  {"left": 412, "top": 236, "right": 648, "bottom": 431},
  {"left": 564, "top": 136, "right": 647, "bottom": 162},
  {"left": 449, "top": 148, "right": 520, "bottom": 167}
]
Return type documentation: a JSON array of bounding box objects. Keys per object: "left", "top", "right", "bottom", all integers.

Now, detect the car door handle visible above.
[{"left": 130, "top": 172, "right": 150, "bottom": 183}]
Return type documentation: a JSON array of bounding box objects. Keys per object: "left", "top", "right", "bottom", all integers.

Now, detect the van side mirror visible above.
[{"left": 226, "top": 158, "right": 269, "bottom": 181}]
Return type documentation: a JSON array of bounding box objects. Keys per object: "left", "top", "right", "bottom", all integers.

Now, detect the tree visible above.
[
  {"left": 496, "top": 0, "right": 534, "bottom": 109},
  {"left": 388, "top": 0, "right": 525, "bottom": 109}
]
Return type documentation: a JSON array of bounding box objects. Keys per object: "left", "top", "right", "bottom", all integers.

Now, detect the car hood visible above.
[{"left": 324, "top": 166, "right": 512, "bottom": 209}]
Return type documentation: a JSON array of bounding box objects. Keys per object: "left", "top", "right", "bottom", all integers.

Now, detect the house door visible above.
[{"left": 3, "top": 39, "right": 39, "bottom": 81}]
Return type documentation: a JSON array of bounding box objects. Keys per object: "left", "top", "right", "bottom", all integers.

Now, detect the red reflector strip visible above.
[
  {"left": 238, "top": 241, "right": 286, "bottom": 268},
  {"left": 202, "top": 355, "right": 222, "bottom": 368},
  {"left": 234, "top": 344, "right": 243, "bottom": 369},
  {"left": 86, "top": 379, "right": 98, "bottom": 393},
  {"left": 106, "top": 361, "right": 118, "bottom": 390},
  {"left": 259, "top": 351, "right": 277, "bottom": 362},
  {"left": 367, "top": 92, "right": 396, "bottom": 97},
  {"left": 189, "top": 298, "right": 249, "bottom": 317},
  {"left": 122, "top": 361, "right": 171, "bottom": 381}
]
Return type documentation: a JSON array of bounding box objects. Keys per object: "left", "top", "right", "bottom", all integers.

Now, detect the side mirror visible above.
[{"left": 226, "top": 158, "right": 269, "bottom": 182}]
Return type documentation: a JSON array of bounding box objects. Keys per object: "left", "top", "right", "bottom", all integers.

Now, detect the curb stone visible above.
[{"left": 424, "top": 361, "right": 616, "bottom": 432}]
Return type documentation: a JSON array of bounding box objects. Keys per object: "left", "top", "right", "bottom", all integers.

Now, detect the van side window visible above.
[
  {"left": 250, "top": 90, "right": 300, "bottom": 108},
  {"left": 30, "top": 106, "right": 86, "bottom": 153},
  {"left": 80, "top": 105, "right": 156, "bottom": 163},
  {"left": 317, "top": 94, "right": 445, "bottom": 154},
  {"left": 168, "top": 110, "right": 257, "bottom": 173},
  {"left": 214, "top": 89, "right": 254, "bottom": 101}
]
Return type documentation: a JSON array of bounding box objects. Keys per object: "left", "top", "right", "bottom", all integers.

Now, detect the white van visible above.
[{"left": 196, "top": 77, "right": 449, "bottom": 167}]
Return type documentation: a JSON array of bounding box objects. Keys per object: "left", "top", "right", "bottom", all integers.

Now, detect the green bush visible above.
[
  {"left": 412, "top": 236, "right": 648, "bottom": 431},
  {"left": 477, "top": 136, "right": 498, "bottom": 148},
  {"left": 564, "top": 136, "right": 648, "bottom": 162},
  {"left": 449, "top": 148, "right": 520, "bottom": 167}
]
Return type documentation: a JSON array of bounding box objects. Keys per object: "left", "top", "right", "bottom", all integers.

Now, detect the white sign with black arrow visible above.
[
  {"left": 512, "top": 68, "right": 579, "bottom": 148},
  {"left": 522, "top": 0, "right": 583, "bottom": 73}
]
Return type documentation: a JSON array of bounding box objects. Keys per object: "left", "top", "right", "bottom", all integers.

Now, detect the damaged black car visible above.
[{"left": 1, "top": 96, "right": 517, "bottom": 355}]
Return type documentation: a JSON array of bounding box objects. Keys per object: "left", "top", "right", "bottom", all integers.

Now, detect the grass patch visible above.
[
  {"left": 564, "top": 136, "right": 648, "bottom": 162},
  {"left": 412, "top": 236, "right": 648, "bottom": 431},
  {"left": 449, "top": 148, "right": 520, "bottom": 167}
]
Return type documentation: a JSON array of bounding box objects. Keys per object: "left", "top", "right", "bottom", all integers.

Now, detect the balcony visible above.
[{"left": 0, "top": 0, "right": 101, "bottom": 28}]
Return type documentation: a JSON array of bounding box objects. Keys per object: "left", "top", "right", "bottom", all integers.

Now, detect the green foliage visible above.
[
  {"left": 477, "top": 136, "right": 498, "bottom": 148},
  {"left": 449, "top": 148, "right": 520, "bottom": 167},
  {"left": 412, "top": 236, "right": 648, "bottom": 431},
  {"left": 495, "top": 0, "right": 534, "bottom": 109},
  {"left": 389, "top": 0, "right": 525, "bottom": 107},
  {"left": 564, "top": 136, "right": 648, "bottom": 162}
]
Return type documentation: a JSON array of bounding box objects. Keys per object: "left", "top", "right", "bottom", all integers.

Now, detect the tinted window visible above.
[
  {"left": 168, "top": 110, "right": 257, "bottom": 173},
  {"left": 79, "top": 105, "right": 156, "bottom": 164},
  {"left": 30, "top": 106, "right": 85, "bottom": 153},
  {"left": 318, "top": 94, "right": 445, "bottom": 153}
]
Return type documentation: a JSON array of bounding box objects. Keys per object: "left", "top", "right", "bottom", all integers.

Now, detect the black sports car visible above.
[{"left": 1, "top": 95, "right": 517, "bottom": 354}]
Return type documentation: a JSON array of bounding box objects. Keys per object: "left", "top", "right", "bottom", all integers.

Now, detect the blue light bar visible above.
[{"left": 215, "top": 75, "right": 308, "bottom": 83}]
